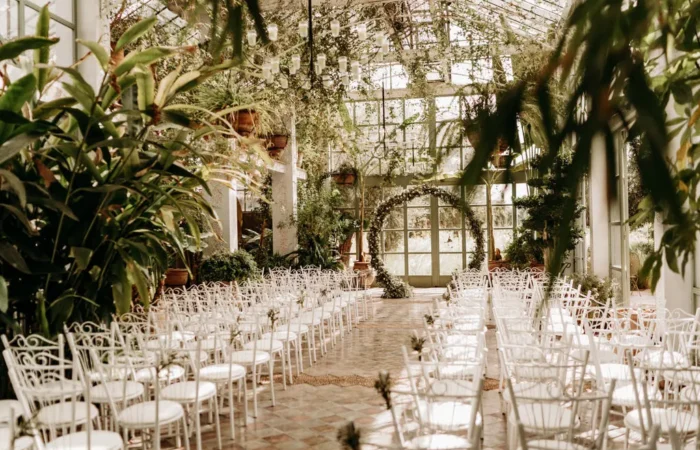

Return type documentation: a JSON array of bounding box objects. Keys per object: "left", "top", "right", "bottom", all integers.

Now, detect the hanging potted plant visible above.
[
  {"left": 331, "top": 162, "right": 358, "bottom": 185},
  {"left": 264, "top": 127, "right": 289, "bottom": 160},
  {"left": 197, "top": 77, "right": 261, "bottom": 136}
]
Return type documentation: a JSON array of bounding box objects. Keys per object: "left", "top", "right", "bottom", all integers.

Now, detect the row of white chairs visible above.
[
  {"left": 0, "top": 268, "right": 372, "bottom": 450},
  {"left": 493, "top": 269, "right": 700, "bottom": 450}
]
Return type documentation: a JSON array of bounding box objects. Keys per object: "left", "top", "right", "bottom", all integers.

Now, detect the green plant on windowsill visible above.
[{"left": 570, "top": 272, "right": 619, "bottom": 308}]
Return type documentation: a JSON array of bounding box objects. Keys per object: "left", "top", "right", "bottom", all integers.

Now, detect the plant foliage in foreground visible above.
[
  {"left": 0, "top": 11, "right": 252, "bottom": 334},
  {"left": 462, "top": 0, "right": 699, "bottom": 289}
]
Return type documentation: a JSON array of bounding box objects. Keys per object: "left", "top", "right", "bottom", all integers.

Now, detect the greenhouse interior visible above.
[{"left": 1, "top": 0, "right": 700, "bottom": 449}]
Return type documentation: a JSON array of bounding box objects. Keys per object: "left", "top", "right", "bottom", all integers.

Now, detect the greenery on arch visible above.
[{"left": 368, "top": 185, "right": 486, "bottom": 298}]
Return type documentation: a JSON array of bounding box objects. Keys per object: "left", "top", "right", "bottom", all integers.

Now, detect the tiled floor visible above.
[{"left": 188, "top": 288, "right": 507, "bottom": 450}]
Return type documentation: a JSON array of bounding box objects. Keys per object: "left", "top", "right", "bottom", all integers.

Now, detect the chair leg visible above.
[
  {"left": 182, "top": 416, "right": 191, "bottom": 450},
  {"left": 228, "top": 383, "right": 235, "bottom": 439},
  {"left": 269, "top": 358, "right": 276, "bottom": 407},
  {"left": 252, "top": 365, "right": 258, "bottom": 418},
  {"left": 241, "top": 378, "right": 249, "bottom": 425},
  {"left": 211, "top": 397, "right": 222, "bottom": 450},
  {"left": 195, "top": 402, "right": 203, "bottom": 450}
]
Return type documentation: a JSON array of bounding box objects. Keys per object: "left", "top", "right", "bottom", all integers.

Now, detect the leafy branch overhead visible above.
[{"left": 461, "top": 0, "right": 696, "bottom": 286}]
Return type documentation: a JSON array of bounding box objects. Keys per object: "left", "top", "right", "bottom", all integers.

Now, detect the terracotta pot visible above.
[
  {"left": 231, "top": 109, "right": 258, "bottom": 136},
  {"left": 267, "top": 134, "right": 288, "bottom": 150},
  {"left": 267, "top": 147, "right": 286, "bottom": 160},
  {"left": 165, "top": 268, "right": 188, "bottom": 286},
  {"left": 332, "top": 173, "right": 356, "bottom": 185},
  {"left": 353, "top": 260, "right": 370, "bottom": 271}
]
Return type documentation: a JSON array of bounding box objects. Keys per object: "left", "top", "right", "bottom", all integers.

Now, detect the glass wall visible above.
[{"left": 1, "top": 0, "right": 76, "bottom": 67}]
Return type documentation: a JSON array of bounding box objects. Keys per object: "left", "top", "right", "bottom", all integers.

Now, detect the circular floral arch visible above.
[{"left": 368, "top": 184, "right": 486, "bottom": 298}]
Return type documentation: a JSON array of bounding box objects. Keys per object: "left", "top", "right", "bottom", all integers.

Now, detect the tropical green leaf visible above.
[
  {"left": 0, "top": 36, "right": 57, "bottom": 62},
  {"left": 0, "top": 276, "right": 8, "bottom": 313},
  {"left": 77, "top": 39, "right": 109, "bottom": 70},
  {"left": 0, "top": 169, "right": 27, "bottom": 207},
  {"left": 114, "top": 47, "right": 178, "bottom": 77},
  {"left": 134, "top": 65, "right": 155, "bottom": 111},
  {"left": 115, "top": 16, "right": 158, "bottom": 52},
  {"left": 127, "top": 261, "right": 151, "bottom": 310},
  {"left": 0, "top": 242, "right": 31, "bottom": 274},
  {"left": 32, "top": 97, "right": 77, "bottom": 119},
  {"left": 70, "top": 247, "right": 93, "bottom": 271},
  {"left": 0, "top": 73, "right": 37, "bottom": 113},
  {"left": 33, "top": 5, "right": 51, "bottom": 91},
  {"left": 0, "top": 133, "right": 40, "bottom": 166},
  {"left": 111, "top": 263, "right": 132, "bottom": 315}
]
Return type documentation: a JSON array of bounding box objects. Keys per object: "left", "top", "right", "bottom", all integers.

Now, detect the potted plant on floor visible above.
[{"left": 199, "top": 250, "right": 261, "bottom": 284}]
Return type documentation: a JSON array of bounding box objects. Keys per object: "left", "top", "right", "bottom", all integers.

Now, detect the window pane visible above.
[
  {"left": 386, "top": 209, "right": 404, "bottom": 230},
  {"left": 408, "top": 230, "right": 431, "bottom": 252},
  {"left": 436, "top": 96, "right": 460, "bottom": 120},
  {"left": 490, "top": 184, "right": 513, "bottom": 204},
  {"left": 384, "top": 254, "right": 405, "bottom": 276},
  {"left": 492, "top": 206, "right": 513, "bottom": 228},
  {"left": 386, "top": 100, "right": 403, "bottom": 123},
  {"left": 440, "top": 254, "right": 462, "bottom": 275},
  {"left": 24, "top": 15, "right": 74, "bottom": 66},
  {"left": 493, "top": 230, "right": 513, "bottom": 255},
  {"left": 407, "top": 195, "right": 430, "bottom": 207},
  {"left": 407, "top": 208, "right": 431, "bottom": 228},
  {"left": 355, "top": 101, "right": 378, "bottom": 125},
  {"left": 468, "top": 185, "right": 487, "bottom": 204},
  {"left": 383, "top": 231, "right": 405, "bottom": 252},
  {"left": 471, "top": 206, "right": 487, "bottom": 226},
  {"left": 440, "top": 230, "right": 462, "bottom": 252},
  {"left": 0, "top": 0, "right": 18, "bottom": 40},
  {"left": 30, "top": 0, "right": 73, "bottom": 22},
  {"left": 439, "top": 148, "right": 461, "bottom": 174},
  {"left": 405, "top": 99, "right": 426, "bottom": 119},
  {"left": 409, "top": 254, "right": 431, "bottom": 275},
  {"left": 439, "top": 207, "right": 461, "bottom": 229}
]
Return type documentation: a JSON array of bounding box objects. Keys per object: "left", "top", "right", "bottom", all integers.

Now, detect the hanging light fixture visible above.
[
  {"left": 322, "top": 75, "right": 332, "bottom": 89},
  {"left": 342, "top": 74, "right": 349, "bottom": 86},
  {"left": 375, "top": 32, "right": 385, "bottom": 47},
  {"left": 303, "top": 78, "right": 311, "bottom": 90},
  {"left": 338, "top": 56, "right": 348, "bottom": 73},
  {"left": 381, "top": 38, "right": 390, "bottom": 55},
  {"left": 280, "top": 77, "right": 288, "bottom": 89},
  {"left": 246, "top": 30, "right": 256, "bottom": 46},
  {"left": 270, "top": 56, "right": 280, "bottom": 74},
  {"left": 350, "top": 60, "right": 360, "bottom": 81},
  {"left": 316, "top": 53, "right": 326, "bottom": 73},
  {"left": 357, "top": 23, "right": 367, "bottom": 40},
  {"left": 298, "top": 20, "right": 309, "bottom": 38},
  {"left": 290, "top": 55, "right": 301, "bottom": 74},
  {"left": 330, "top": 19, "right": 340, "bottom": 37},
  {"left": 360, "top": 52, "right": 369, "bottom": 66},
  {"left": 268, "top": 24, "right": 278, "bottom": 41},
  {"left": 262, "top": 62, "right": 272, "bottom": 82}
]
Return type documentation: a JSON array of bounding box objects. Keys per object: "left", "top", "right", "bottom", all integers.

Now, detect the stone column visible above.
[
  {"left": 206, "top": 178, "right": 239, "bottom": 255},
  {"left": 655, "top": 100, "right": 693, "bottom": 312},
  {"left": 589, "top": 134, "right": 611, "bottom": 278},
  {"left": 271, "top": 113, "right": 298, "bottom": 255},
  {"left": 75, "top": 0, "right": 108, "bottom": 90}
]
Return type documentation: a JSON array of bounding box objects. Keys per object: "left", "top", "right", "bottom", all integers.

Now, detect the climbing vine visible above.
[{"left": 368, "top": 185, "right": 486, "bottom": 298}]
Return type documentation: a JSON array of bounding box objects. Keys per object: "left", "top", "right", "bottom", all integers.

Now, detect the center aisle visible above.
[{"left": 203, "top": 288, "right": 506, "bottom": 450}]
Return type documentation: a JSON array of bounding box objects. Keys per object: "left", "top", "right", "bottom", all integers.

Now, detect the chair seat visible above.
[
  {"left": 520, "top": 439, "right": 589, "bottom": 450},
  {"left": 612, "top": 383, "right": 660, "bottom": 407},
  {"left": 406, "top": 433, "right": 472, "bottom": 449},
  {"left": 664, "top": 367, "right": 700, "bottom": 384},
  {"left": 443, "top": 335, "right": 479, "bottom": 346},
  {"left": 243, "top": 340, "right": 283, "bottom": 353},
  {"left": 118, "top": 400, "right": 184, "bottom": 428},
  {"left": 37, "top": 402, "right": 99, "bottom": 428},
  {"left": 91, "top": 381, "right": 144, "bottom": 403},
  {"left": 503, "top": 383, "right": 562, "bottom": 403},
  {"left": 431, "top": 363, "right": 481, "bottom": 379},
  {"left": 229, "top": 350, "right": 271, "bottom": 365},
  {"left": 0, "top": 400, "right": 23, "bottom": 423},
  {"left": 428, "top": 380, "right": 477, "bottom": 397},
  {"left": 0, "top": 428, "right": 33, "bottom": 450},
  {"left": 416, "top": 401, "right": 481, "bottom": 431},
  {"left": 516, "top": 404, "right": 579, "bottom": 432},
  {"left": 624, "top": 407, "right": 699, "bottom": 434},
  {"left": 635, "top": 350, "right": 689, "bottom": 368},
  {"left": 587, "top": 363, "right": 640, "bottom": 382},
  {"left": 441, "top": 346, "right": 480, "bottom": 360},
  {"left": 134, "top": 364, "right": 185, "bottom": 383},
  {"left": 45, "top": 430, "right": 123, "bottom": 450},
  {"left": 199, "top": 364, "right": 246, "bottom": 382},
  {"left": 261, "top": 331, "right": 298, "bottom": 342},
  {"left": 33, "top": 380, "right": 84, "bottom": 400},
  {"left": 161, "top": 381, "right": 217, "bottom": 403}
]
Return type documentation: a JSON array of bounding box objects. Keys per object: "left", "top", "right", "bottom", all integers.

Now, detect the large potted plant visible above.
[{"left": 331, "top": 162, "right": 358, "bottom": 186}]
